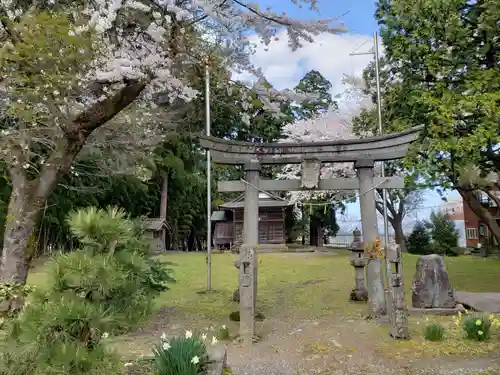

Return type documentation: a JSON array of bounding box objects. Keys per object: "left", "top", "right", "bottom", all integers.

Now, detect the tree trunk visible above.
[
  {"left": 459, "top": 188, "right": 500, "bottom": 244},
  {"left": 317, "top": 225, "right": 324, "bottom": 247},
  {"left": 309, "top": 220, "right": 319, "bottom": 246},
  {"left": 0, "top": 187, "right": 39, "bottom": 284},
  {"left": 1, "top": 163, "right": 74, "bottom": 284},
  {"left": 390, "top": 215, "right": 407, "bottom": 252},
  {"left": 160, "top": 172, "right": 168, "bottom": 218},
  {"left": 0, "top": 81, "right": 147, "bottom": 285},
  {"left": 187, "top": 230, "right": 196, "bottom": 251},
  {"left": 160, "top": 172, "right": 168, "bottom": 251}
]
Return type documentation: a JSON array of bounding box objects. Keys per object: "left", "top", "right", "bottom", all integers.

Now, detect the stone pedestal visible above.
[
  {"left": 412, "top": 254, "right": 456, "bottom": 309},
  {"left": 349, "top": 229, "right": 368, "bottom": 302},
  {"left": 207, "top": 345, "right": 227, "bottom": 375}
]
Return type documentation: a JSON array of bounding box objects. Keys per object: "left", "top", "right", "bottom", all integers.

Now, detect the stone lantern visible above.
[{"left": 349, "top": 229, "right": 368, "bottom": 301}]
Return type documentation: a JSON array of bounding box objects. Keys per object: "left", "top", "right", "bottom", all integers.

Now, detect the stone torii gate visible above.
[{"left": 200, "top": 125, "right": 423, "bottom": 342}]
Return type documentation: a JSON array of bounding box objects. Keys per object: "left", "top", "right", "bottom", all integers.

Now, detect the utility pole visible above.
[
  {"left": 350, "top": 32, "right": 392, "bottom": 318},
  {"left": 205, "top": 61, "right": 212, "bottom": 291},
  {"left": 349, "top": 33, "right": 389, "bottom": 252}
]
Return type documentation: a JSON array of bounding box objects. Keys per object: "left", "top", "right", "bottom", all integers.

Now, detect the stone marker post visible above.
[
  {"left": 387, "top": 241, "right": 409, "bottom": 339},
  {"left": 239, "top": 159, "right": 260, "bottom": 342},
  {"left": 349, "top": 229, "right": 368, "bottom": 302},
  {"left": 355, "top": 160, "right": 386, "bottom": 317}
]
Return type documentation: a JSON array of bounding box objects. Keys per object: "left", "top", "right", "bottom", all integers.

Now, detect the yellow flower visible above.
[
  {"left": 457, "top": 312, "right": 462, "bottom": 321},
  {"left": 488, "top": 314, "right": 494, "bottom": 321},
  {"left": 478, "top": 330, "right": 483, "bottom": 336},
  {"left": 475, "top": 319, "right": 482, "bottom": 326}
]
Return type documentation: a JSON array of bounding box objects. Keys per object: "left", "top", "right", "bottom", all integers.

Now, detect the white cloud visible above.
[{"left": 237, "top": 31, "right": 376, "bottom": 96}]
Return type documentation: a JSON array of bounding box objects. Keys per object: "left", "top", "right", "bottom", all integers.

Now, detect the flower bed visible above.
[{"left": 124, "top": 328, "right": 227, "bottom": 375}]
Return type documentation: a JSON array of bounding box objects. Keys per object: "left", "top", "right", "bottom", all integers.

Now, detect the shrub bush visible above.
[
  {"left": 153, "top": 330, "right": 212, "bottom": 375},
  {"left": 462, "top": 315, "right": 492, "bottom": 341},
  {"left": 427, "top": 212, "right": 459, "bottom": 256},
  {"left": 407, "top": 221, "right": 432, "bottom": 255},
  {"left": 424, "top": 323, "right": 445, "bottom": 341},
  {"left": 448, "top": 247, "right": 468, "bottom": 257},
  {"left": 0, "top": 207, "right": 174, "bottom": 375}
]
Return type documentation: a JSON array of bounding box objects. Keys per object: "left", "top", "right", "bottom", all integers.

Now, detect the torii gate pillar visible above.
[
  {"left": 239, "top": 159, "right": 260, "bottom": 342},
  {"left": 355, "top": 160, "right": 386, "bottom": 316}
]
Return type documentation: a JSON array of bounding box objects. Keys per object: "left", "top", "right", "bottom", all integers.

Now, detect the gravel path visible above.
[{"left": 226, "top": 317, "right": 500, "bottom": 375}]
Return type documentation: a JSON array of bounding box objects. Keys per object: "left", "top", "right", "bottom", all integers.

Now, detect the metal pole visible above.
[
  {"left": 374, "top": 32, "right": 393, "bottom": 320},
  {"left": 373, "top": 32, "right": 389, "bottom": 251},
  {"left": 205, "top": 62, "right": 212, "bottom": 291}
]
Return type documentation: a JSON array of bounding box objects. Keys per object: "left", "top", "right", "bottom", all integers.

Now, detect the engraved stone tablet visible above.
[
  {"left": 300, "top": 159, "right": 321, "bottom": 189},
  {"left": 387, "top": 242, "right": 401, "bottom": 263}
]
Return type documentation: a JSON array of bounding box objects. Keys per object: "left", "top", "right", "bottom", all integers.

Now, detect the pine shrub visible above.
[{"left": 1, "top": 207, "right": 174, "bottom": 374}]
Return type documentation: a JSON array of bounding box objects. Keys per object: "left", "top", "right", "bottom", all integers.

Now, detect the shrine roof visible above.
[{"left": 219, "top": 192, "right": 292, "bottom": 209}]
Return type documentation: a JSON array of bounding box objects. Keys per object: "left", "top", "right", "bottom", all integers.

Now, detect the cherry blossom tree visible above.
[
  {"left": 0, "top": 0, "right": 346, "bottom": 285},
  {"left": 276, "top": 109, "right": 357, "bottom": 246},
  {"left": 278, "top": 109, "right": 356, "bottom": 200}
]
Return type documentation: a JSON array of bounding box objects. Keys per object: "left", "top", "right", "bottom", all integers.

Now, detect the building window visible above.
[
  {"left": 466, "top": 228, "right": 478, "bottom": 239},
  {"left": 475, "top": 191, "right": 491, "bottom": 206}
]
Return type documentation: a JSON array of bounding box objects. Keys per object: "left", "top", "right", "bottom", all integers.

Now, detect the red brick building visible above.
[{"left": 463, "top": 190, "right": 500, "bottom": 248}]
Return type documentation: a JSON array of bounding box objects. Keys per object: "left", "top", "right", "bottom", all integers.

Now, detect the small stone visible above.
[
  {"left": 331, "top": 339, "right": 342, "bottom": 348},
  {"left": 412, "top": 254, "right": 456, "bottom": 308}
]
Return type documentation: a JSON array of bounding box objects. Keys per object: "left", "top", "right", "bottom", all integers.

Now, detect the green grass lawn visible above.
[
  {"left": 28, "top": 250, "right": 500, "bottom": 320},
  {"left": 146, "top": 251, "right": 500, "bottom": 319},
  {"left": 25, "top": 250, "right": 500, "bottom": 362}
]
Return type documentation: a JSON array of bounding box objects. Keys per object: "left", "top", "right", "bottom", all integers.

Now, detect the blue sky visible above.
[
  {"left": 257, "top": 0, "right": 379, "bottom": 35},
  {"left": 247, "top": 0, "right": 459, "bottom": 223}
]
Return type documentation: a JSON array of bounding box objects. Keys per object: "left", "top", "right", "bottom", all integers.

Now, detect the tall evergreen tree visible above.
[{"left": 375, "top": 0, "right": 500, "bottom": 243}]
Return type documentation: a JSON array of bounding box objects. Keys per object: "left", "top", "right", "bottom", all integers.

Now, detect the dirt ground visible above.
[
  {"left": 226, "top": 317, "right": 500, "bottom": 375},
  {"left": 112, "top": 252, "right": 500, "bottom": 375},
  {"left": 114, "top": 306, "right": 500, "bottom": 375}
]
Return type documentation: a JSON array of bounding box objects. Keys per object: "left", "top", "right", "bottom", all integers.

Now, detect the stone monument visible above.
[
  {"left": 349, "top": 229, "right": 368, "bottom": 302},
  {"left": 387, "top": 240, "right": 409, "bottom": 339},
  {"left": 200, "top": 125, "right": 423, "bottom": 340},
  {"left": 239, "top": 244, "right": 257, "bottom": 341},
  {"left": 412, "top": 254, "right": 457, "bottom": 309}
]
